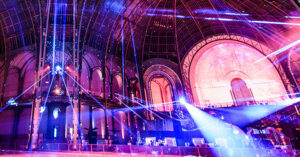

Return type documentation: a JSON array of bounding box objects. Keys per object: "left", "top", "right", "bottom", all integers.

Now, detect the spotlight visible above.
[
  {"left": 40, "top": 106, "right": 46, "bottom": 113},
  {"left": 184, "top": 102, "right": 259, "bottom": 156},
  {"left": 53, "top": 87, "right": 64, "bottom": 96},
  {"left": 7, "top": 98, "right": 18, "bottom": 106},
  {"left": 55, "top": 65, "right": 62, "bottom": 72},
  {"left": 53, "top": 108, "right": 60, "bottom": 119},
  {"left": 66, "top": 66, "right": 70, "bottom": 70},
  {"left": 179, "top": 97, "right": 187, "bottom": 104}
]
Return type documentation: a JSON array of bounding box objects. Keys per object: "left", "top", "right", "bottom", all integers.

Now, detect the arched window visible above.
[
  {"left": 22, "top": 59, "right": 35, "bottom": 96},
  {"left": 288, "top": 47, "right": 300, "bottom": 90},
  {"left": 90, "top": 68, "right": 110, "bottom": 98},
  {"left": 112, "top": 74, "right": 123, "bottom": 103},
  {"left": 231, "top": 78, "right": 254, "bottom": 106},
  {"left": 4, "top": 68, "right": 20, "bottom": 99},
  {"left": 187, "top": 41, "right": 287, "bottom": 106},
  {"left": 129, "top": 80, "right": 141, "bottom": 101},
  {"left": 91, "top": 69, "right": 103, "bottom": 97},
  {"left": 150, "top": 75, "right": 174, "bottom": 112}
]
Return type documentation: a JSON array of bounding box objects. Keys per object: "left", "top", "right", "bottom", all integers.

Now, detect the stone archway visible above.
[{"left": 182, "top": 35, "right": 292, "bottom": 107}]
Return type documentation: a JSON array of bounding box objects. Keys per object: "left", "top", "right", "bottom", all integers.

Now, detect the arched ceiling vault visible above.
[{"left": 0, "top": 0, "right": 298, "bottom": 64}]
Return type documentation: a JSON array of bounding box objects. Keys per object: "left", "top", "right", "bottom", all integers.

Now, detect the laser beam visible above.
[
  {"left": 14, "top": 71, "right": 51, "bottom": 101},
  {"left": 52, "top": 0, "right": 58, "bottom": 74},
  {"left": 115, "top": 93, "right": 166, "bottom": 119},
  {"left": 115, "top": 97, "right": 146, "bottom": 122},
  {"left": 65, "top": 71, "right": 137, "bottom": 138},
  {"left": 62, "top": 76, "right": 87, "bottom": 148},
  {"left": 40, "top": 74, "right": 55, "bottom": 112},
  {"left": 29, "top": 75, "right": 55, "bottom": 150},
  {"left": 255, "top": 40, "right": 300, "bottom": 63},
  {"left": 129, "top": 22, "right": 143, "bottom": 107},
  {"left": 121, "top": 14, "right": 125, "bottom": 99}
]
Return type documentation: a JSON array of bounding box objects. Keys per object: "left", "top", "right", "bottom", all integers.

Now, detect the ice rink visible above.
[{"left": 0, "top": 151, "right": 179, "bottom": 157}]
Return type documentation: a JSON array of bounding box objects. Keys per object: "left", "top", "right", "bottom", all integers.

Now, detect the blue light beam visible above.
[
  {"left": 65, "top": 71, "right": 137, "bottom": 138},
  {"left": 129, "top": 22, "right": 143, "bottom": 106},
  {"left": 61, "top": 2, "right": 67, "bottom": 71},
  {"left": 52, "top": 0, "right": 58, "bottom": 74},
  {"left": 29, "top": 75, "right": 55, "bottom": 150},
  {"left": 194, "top": 8, "right": 249, "bottom": 16},
  {"left": 121, "top": 14, "right": 125, "bottom": 99},
  {"left": 62, "top": 76, "right": 88, "bottom": 148},
  {"left": 211, "top": 97, "right": 300, "bottom": 127},
  {"left": 13, "top": 71, "right": 51, "bottom": 101},
  {"left": 180, "top": 99, "right": 260, "bottom": 157},
  {"left": 40, "top": 74, "right": 55, "bottom": 112},
  {"left": 0, "top": 103, "right": 11, "bottom": 113},
  {"left": 115, "top": 93, "right": 164, "bottom": 119},
  {"left": 115, "top": 97, "right": 147, "bottom": 123}
]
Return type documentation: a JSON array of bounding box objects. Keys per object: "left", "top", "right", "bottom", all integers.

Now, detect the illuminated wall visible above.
[
  {"left": 0, "top": 110, "right": 14, "bottom": 135},
  {"left": 81, "top": 105, "right": 90, "bottom": 135},
  {"left": 18, "top": 108, "right": 31, "bottom": 135},
  {"left": 190, "top": 41, "right": 288, "bottom": 106},
  {"left": 93, "top": 108, "right": 106, "bottom": 139}
]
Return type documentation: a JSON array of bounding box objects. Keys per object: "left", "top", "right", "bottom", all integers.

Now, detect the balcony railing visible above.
[{"left": 33, "top": 143, "right": 295, "bottom": 157}]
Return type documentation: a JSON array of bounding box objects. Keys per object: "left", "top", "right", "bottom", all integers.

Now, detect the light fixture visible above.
[
  {"left": 53, "top": 108, "right": 60, "bottom": 119},
  {"left": 54, "top": 88, "right": 61, "bottom": 95},
  {"left": 233, "top": 129, "right": 239, "bottom": 135},
  {"left": 54, "top": 127, "right": 57, "bottom": 138},
  {"left": 40, "top": 106, "right": 46, "bottom": 113},
  {"left": 7, "top": 98, "right": 18, "bottom": 106},
  {"left": 55, "top": 65, "right": 62, "bottom": 72}
]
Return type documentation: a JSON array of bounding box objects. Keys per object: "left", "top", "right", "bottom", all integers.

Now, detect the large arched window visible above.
[
  {"left": 150, "top": 75, "right": 174, "bottom": 112},
  {"left": 187, "top": 40, "right": 287, "bottom": 106}
]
